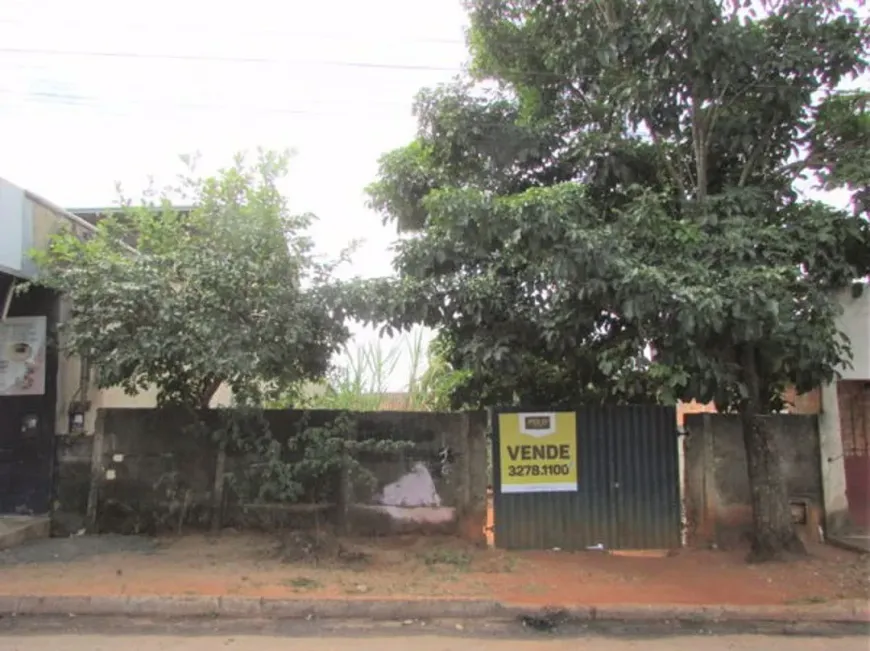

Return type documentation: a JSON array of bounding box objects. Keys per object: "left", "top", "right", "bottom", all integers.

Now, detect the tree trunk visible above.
[
  {"left": 740, "top": 345, "right": 806, "bottom": 562},
  {"left": 199, "top": 376, "right": 223, "bottom": 409}
]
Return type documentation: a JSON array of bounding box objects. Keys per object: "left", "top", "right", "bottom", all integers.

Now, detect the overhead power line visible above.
[
  {"left": 0, "top": 45, "right": 838, "bottom": 89},
  {"left": 0, "top": 46, "right": 468, "bottom": 73},
  {"left": 0, "top": 18, "right": 467, "bottom": 46},
  {"left": 0, "top": 88, "right": 416, "bottom": 120}
]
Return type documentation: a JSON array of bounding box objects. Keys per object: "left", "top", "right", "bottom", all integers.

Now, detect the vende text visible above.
[{"left": 506, "top": 444, "right": 571, "bottom": 461}]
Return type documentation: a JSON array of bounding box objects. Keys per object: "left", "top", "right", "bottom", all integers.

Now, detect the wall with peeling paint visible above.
[
  {"left": 56, "top": 408, "right": 489, "bottom": 540},
  {"left": 684, "top": 413, "right": 823, "bottom": 549}
]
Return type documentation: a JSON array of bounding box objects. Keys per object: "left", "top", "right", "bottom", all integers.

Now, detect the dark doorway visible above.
[{"left": 0, "top": 274, "right": 59, "bottom": 514}]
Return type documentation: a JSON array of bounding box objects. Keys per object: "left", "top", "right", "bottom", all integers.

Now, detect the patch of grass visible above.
[
  {"left": 419, "top": 548, "right": 473, "bottom": 569},
  {"left": 283, "top": 576, "right": 322, "bottom": 591},
  {"left": 785, "top": 595, "right": 828, "bottom": 605}
]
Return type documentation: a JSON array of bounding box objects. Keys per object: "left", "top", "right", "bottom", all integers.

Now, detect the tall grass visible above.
[{"left": 306, "top": 326, "right": 432, "bottom": 412}]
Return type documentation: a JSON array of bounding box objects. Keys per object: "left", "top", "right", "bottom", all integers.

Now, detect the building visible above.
[
  {"left": 819, "top": 283, "right": 870, "bottom": 537},
  {"left": 0, "top": 178, "right": 230, "bottom": 518},
  {"left": 1, "top": 177, "right": 97, "bottom": 515}
]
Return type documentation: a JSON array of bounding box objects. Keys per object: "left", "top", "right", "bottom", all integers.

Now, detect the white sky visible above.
[
  {"left": 0, "top": 0, "right": 862, "bottom": 390},
  {"left": 0, "top": 0, "right": 470, "bottom": 387}
]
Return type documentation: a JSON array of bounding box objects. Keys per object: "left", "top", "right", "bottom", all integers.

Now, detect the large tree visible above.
[
  {"left": 34, "top": 150, "right": 355, "bottom": 408},
  {"left": 368, "top": 0, "right": 870, "bottom": 560}
]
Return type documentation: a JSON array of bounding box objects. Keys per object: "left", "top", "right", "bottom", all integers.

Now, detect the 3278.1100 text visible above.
[{"left": 507, "top": 464, "right": 571, "bottom": 477}]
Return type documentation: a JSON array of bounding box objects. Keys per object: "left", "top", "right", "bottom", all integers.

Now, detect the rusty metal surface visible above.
[{"left": 492, "top": 406, "right": 680, "bottom": 551}]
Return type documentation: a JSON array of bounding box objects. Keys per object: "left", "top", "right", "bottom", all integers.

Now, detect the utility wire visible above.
[
  {"left": 0, "top": 45, "right": 834, "bottom": 89},
  {"left": 0, "top": 46, "right": 468, "bottom": 73},
  {"left": 0, "top": 18, "right": 467, "bottom": 46},
  {"left": 0, "top": 88, "right": 413, "bottom": 111},
  {"left": 0, "top": 88, "right": 414, "bottom": 120}
]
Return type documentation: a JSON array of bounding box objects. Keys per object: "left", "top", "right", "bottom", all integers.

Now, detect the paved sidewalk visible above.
[{"left": 0, "top": 532, "right": 867, "bottom": 628}]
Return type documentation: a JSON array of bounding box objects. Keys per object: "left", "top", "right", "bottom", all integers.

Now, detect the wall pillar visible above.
[{"left": 818, "top": 379, "right": 850, "bottom": 535}]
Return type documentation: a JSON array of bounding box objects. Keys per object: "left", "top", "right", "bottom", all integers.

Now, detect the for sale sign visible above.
[{"left": 498, "top": 412, "right": 578, "bottom": 493}]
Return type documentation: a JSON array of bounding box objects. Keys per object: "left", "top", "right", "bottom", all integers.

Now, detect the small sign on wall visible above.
[
  {"left": 498, "top": 412, "right": 578, "bottom": 493},
  {"left": 0, "top": 316, "right": 47, "bottom": 396}
]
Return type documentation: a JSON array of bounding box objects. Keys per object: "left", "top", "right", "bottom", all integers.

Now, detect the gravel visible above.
[{"left": 0, "top": 534, "right": 159, "bottom": 565}]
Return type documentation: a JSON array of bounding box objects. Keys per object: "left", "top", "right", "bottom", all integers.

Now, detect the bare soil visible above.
[{"left": 0, "top": 531, "right": 867, "bottom": 607}]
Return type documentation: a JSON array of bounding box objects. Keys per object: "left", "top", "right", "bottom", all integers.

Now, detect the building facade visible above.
[
  {"left": 819, "top": 284, "right": 870, "bottom": 533},
  {"left": 0, "top": 177, "right": 232, "bottom": 516}
]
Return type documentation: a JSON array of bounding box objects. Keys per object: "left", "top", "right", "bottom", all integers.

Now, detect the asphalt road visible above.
[{"left": 3, "top": 634, "right": 869, "bottom": 650}]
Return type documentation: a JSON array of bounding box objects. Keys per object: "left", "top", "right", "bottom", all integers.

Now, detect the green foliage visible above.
[
  {"left": 810, "top": 91, "right": 870, "bottom": 216},
  {"left": 287, "top": 413, "right": 412, "bottom": 500},
  {"left": 32, "top": 150, "right": 358, "bottom": 407},
  {"left": 273, "top": 325, "right": 467, "bottom": 412},
  {"left": 367, "top": 0, "right": 870, "bottom": 414},
  {"left": 313, "top": 340, "right": 402, "bottom": 411},
  {"left": 222, "top": 409, "right": 411, "bottom": 505},
  {"left": 412, "top": 335, "right": 474, "bottom": 411}
]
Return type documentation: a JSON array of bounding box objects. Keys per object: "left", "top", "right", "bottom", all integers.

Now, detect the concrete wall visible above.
[
  {"left": 53, "top": 435, "right": 94, "bottom": 534},
  {"left": 55, "top": 408, "right": 489, "bottom": 540},
  {"left": 837, "top": 286, "right": 870, "bottom": 380},
  {"left": 0, "top": 179, "right": 26, "bottom": 276},
  {"left": 684, "top": 413, "right": 823, "bottom": 548}
]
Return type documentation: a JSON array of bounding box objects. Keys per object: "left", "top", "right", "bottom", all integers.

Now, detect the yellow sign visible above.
[{"left": 498, "top": 412, "right": 578, "bottom": 493}]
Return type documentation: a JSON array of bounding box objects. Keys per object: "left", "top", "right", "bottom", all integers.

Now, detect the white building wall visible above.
[
  {"left": 0, "top": 178, "right": 26, "bottom": 276},
  {"left": 819, "top": 283, "right": 870, "bottom": 533},
  {"left": 836, "top": 286, "right": 870, "bottom": 380}
]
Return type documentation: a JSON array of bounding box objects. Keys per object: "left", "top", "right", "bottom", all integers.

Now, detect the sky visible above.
[
  {"left": 0, "top": 0, "right": 470, "bottom": 387},
  {"left": 0, "top": 0, "right": 863, "bottom": 390}
]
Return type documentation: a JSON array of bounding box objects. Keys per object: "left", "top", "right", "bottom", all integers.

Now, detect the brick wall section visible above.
[
  {"left": 676, "top": 400, "right": 717, "bottom": 427},
  {"left": 677, "top": 387, "right": 820, "bottom": 427},
  {"left": 55, "top": 408, "right": 488, "bottom": 538},
  {"left": 683, "top": 414, "right": 822, "bottom": 548},
  {"left": 783, "top": 386, "right": 822, "bottom": 415}
]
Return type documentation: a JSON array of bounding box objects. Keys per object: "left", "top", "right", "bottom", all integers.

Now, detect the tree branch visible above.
[
  {"left": 703, "top": 82, "right": 730, "bottom": 155},
  {"left": 738, "top": 118, "right": 779, "bottom": 187},
  {"left": 199, "top": 375, "right": 223, "bottom": 409},
  {"left": 644, "top": 118, "right": 688, "bottom": 198},
  {"left": 691, "top": 88, "right": 709, "bottom": 203}
]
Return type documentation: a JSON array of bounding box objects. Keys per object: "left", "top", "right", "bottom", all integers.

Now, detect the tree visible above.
[
  {"left": 367, "top": 0, "right": 870, "bottom": 560},
  {"left": 33, "top": 150, "right": 355, "bottom": 408},
  {"left": 809, "top": 90, "right": 870, "bottom": 217}
]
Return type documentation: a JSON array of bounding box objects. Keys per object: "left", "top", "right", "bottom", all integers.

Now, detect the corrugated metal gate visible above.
[{"left": 491, "top": 406, "right": 681, "bottom": 550}]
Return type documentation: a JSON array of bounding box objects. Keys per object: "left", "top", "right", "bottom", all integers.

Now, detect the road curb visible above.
[{"left": 0, "top": 596, "right": 866, "bottom": 624}]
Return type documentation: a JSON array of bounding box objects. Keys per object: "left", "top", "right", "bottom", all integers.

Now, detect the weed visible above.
[
  {"left": 785, "top": 595, "right": 828, "bottom": 605},
  {"left": 284, "top": 576, "right": 322, "bottom": 590},
  {"left": 419, "top": 548, "right": 472, "bottom": 569}
]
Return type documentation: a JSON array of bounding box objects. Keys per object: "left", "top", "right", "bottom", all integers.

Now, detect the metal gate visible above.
[
  {"left": 839, "top": 381, "right": 869, "bottom": 529},
  {"left": 491, "top": 405, "right": 681, "bottom": 550}
]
